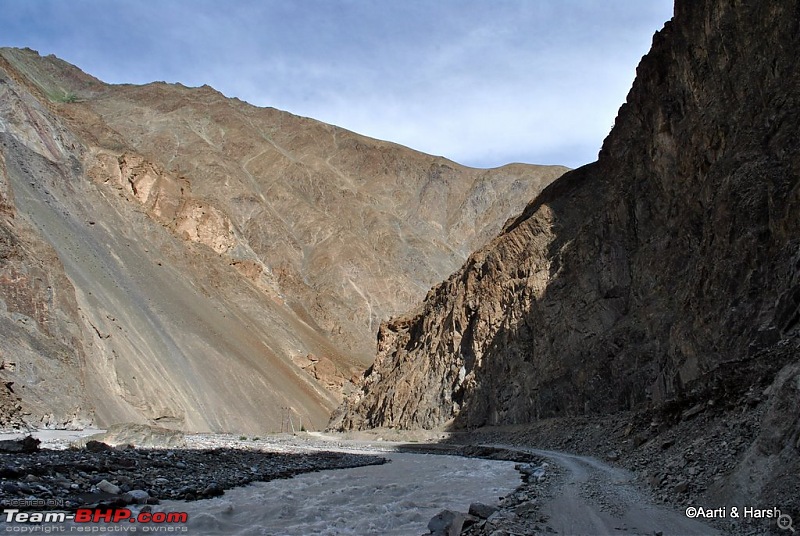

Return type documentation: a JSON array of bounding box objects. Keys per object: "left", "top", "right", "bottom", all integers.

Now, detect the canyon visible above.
[
  {"left": 1, "top": 0, "right": 798, "bottom": 528},
  {"left": 0, "top": 46, "right": 565, "bottom": 433},
  {"left": 334, "top": 0, "right": 800, "bottom": 517}
]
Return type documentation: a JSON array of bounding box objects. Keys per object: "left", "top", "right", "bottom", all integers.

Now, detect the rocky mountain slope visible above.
[
  {"left": 333, "top": 0, "right": 799, "bottom": 508},
  {"left": 0, "top": 48, "right": 565, "bottom": 433}
]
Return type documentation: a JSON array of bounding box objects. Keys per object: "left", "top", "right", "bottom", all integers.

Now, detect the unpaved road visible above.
[{"left": 495, "top": 446, "right": 721, "bottom": 535}]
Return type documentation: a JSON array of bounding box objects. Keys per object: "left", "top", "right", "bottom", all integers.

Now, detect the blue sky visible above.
[{"left": 2, "top": 1, "right": 673, "bottom": 169}]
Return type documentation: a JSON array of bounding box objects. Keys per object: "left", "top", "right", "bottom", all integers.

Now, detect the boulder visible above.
[
  {"left": 97, "top": 479, "right": 121, "bottom": 495},
  {"left": 76, "top": 423, "right": 185, "bottom": 449},
  {"left": 0, "top": 435, "right": 40, "bottom": 453},
  {"left": 427, "top": 509, "right": 466, "bottom": 536},
  {"left": 85, "top": 440, "right": 112, "bottom": 452},
  {"left": 516, "top": 463, "right": 547, "bottom": 481},
  {"left": 672, "top": 481, "right": 689, "bottom": 494},
  {"left": 122, "top": 490, "right": 150, "bottom": 504},
  {"left": 469, "top": 502, "right": 498, "bottom": 519}
]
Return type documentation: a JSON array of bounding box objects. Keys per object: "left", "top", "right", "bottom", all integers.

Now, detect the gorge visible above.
[{"left": 1, "top": 0, "right": 798, "bottom": 532}]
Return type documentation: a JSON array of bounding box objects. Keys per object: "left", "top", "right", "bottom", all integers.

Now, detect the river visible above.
[{"left": 157, "top": 452, "right": 518, "bottom": 535}]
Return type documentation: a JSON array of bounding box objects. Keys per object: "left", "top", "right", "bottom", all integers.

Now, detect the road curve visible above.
[{"left": 488, "top": 445, "right": 721, "bottom": 536}]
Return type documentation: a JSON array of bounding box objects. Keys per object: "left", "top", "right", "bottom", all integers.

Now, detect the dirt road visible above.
[{"left": 499, "top": 446, "right": 721, "bottom": 535}]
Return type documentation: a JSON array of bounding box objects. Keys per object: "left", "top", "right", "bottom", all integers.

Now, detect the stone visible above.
[
  {"left": 516, "top": 463, "right": 547, "bottom": 481},
  {"left": 681, "top": 404, "right": 705, "bottom": 420},
  {"left": 469, "top": 502, "right": 498, "bottom": 519},
  {"left": 82, "top": 423, "right": 185, "bottom": 449},
  {"left": 427, "top": 509, "right": 466, "bottom": 536},
  {"left": 85, "top": 440, "right": 112, "bottom": 452},
  {"left": 0, "top": 436, "right": 40, "bottom": 453},
  {"left": 487, "top": 510, "right": 516, "bottom": 524},
  {"left": 0, "top": 466, "right": 22, "bottom": 478},
  {"left": 97, "top": 480, "right": 121, "bottom": 495},
  {"left": 122, "top": 490, "right": 150, "bottom": 504},
  {"left": 201, "top": 483, "right": 224, "bottom": 497},
  {"left": 672, "top": 481, "right": 689, "bottom": 494}
]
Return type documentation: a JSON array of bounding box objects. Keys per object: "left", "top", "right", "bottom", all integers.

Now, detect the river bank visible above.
[
  {"left": 0, "top": 423, "right": 736, "bottom": 535},
  {"left": 0, "top": 430, "right": 387, "bottom": 511},
  {"left": 0, "top": 428, "right": 548, "bottom": 534}
]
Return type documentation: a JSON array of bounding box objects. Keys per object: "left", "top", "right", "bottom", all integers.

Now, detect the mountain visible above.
[
  {"left": 332, "top": 0, "right": 799, "bottom": 505},
  {"left": 0, "top": 47, "right": 566, "bottom": 433}
]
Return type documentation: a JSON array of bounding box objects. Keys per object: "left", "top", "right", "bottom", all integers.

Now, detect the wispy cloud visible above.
[{"left": 1, "top": 0, "right": 673, "bottom": 168}]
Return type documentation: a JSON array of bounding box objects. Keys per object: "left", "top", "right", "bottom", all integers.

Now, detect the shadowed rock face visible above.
[
  {"left": 333, "top": 0, "right": 800, "bottom": 431},
  {"left": 0, "top": 48, "right": 565, "bottom": 432}
]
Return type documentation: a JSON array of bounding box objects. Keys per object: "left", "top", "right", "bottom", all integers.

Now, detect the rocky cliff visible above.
[
  {"left": 333, "top": 0, "right": 800, "bottom": 435},
  {"left": 0, "top": 48, "right": 565, "bottom": 432}
]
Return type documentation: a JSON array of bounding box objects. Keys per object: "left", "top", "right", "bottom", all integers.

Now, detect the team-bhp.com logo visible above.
[{"left": 4, "top": 507, "right": 188, "bottom": 524}]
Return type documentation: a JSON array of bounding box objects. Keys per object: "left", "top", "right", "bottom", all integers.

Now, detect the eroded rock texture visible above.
[
  {"left": 333, "top": 0, "right": 800, "bottom": 431},
  {"left": 0, "top": 48, "right": 563, "bottom": 432}
]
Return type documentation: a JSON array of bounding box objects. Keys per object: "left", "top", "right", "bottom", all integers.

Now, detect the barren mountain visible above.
[
  {"left": 0, "top": 47, "right": 565, "bottom": 433},
  {"left": 333, "top": 0, "right": 799, "bottom": 508}
]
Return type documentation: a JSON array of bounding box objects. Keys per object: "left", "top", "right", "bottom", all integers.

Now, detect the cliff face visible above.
[
  {"left": 333, "top": 0, "right": 800, "bottom": 431},
  {"left": 0, "top": 49, "right": 564, "bottom": 432}
]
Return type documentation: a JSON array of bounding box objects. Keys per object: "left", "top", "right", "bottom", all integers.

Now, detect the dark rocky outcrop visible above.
[
  {"left": 333, "top": 0, "right": 800, "bottom": 515},
  {"left": 334, "top": 0, "right": 799, "bottom": 453}
]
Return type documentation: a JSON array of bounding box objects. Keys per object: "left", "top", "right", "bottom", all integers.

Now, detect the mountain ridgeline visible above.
[
  {"left": 333, "top": 0, "right": 800, "bottom": 436},
  {"left": 0, "top": 47, "right": 565, "bottom": 433}
]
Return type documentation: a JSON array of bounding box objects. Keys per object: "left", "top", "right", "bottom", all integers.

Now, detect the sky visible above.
[{"left": 1, "top": 1, "right": 673, "bottom": 169}]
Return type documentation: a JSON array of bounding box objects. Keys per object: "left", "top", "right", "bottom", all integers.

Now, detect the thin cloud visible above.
[{"left": 0, "top": 0, "right": 673, "bottom": 168}]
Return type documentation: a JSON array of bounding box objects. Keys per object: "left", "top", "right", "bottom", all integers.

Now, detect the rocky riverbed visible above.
[
  {"left": 2, "top": 418, "right": 764, "bottom": 535},
  {"left": 0, "top": 426, "right": 559, "bottom": 535},
  {"left": 439, "top": 460, "right": 558, "bottom": 536},
  {"left": 0, "top": 427, "right": 387, "bottom": 511}
]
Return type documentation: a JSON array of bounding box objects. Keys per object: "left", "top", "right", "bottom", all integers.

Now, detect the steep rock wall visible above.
[{"left": 333, "top": 0, "right": 800, "bottom": 430}]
